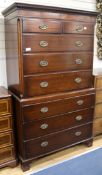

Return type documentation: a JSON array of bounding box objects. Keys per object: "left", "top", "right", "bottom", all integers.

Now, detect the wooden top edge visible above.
[
  {"left": 2, "top": 2, "right": 99, "bottom": 16},
  {"left": 0, "top": 86, "right": 11, "bottom": 98},
  {"left": 11, "top": 88, "right": 95, "bottom": 104}
]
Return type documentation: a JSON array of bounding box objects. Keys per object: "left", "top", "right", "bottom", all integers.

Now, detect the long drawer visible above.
[
  {"left": 24, "top": 123, "right": 92, "bottom": 159},
  {"left": 23, "top": 108, "right": 94, "bottom": 140},
  {"left": 23, "top": 93, "right": 95, "bottom": 122},
  {"left": 23, "top": 52, "right": 93, "bottom": 75},
  {"left": 23, "top": 34, "right": 93, "bottom": 53},
  {"left": 24, "top": 70, "right": 93, "bottom": 97}
]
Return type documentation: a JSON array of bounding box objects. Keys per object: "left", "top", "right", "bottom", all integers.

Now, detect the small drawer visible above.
[
  {"left": 24, "top": 123, "right": 92, "bottom": 158},
  {"left": 63, "top": 21, "right": 94, "bottom": 34},
  {"left": 23, "top": 52, "right": 93, "bottom": 75},
  {"left": 0, "top": 116, "right": 12, "bottom": 132},
  {"left": 93, "top": 118, "right": 102, "bottom": 136},
  {"left": 0, "top": 99, "right": 11, "bottom": 116},
  {"left": 23, "top": 108, "right": 94, "bottom": 140},
  {"left": 23, "top": 34, "right": 93, "bottom": 53},
  {"left": 94, "top": 103, "right": 102, "bottom": 118},
  {"left": 24, "top": 70, "right": 93, "bottom": 97},
  {"left": 95, "top": 76, "right": 102, "bottom": 89},
  {"left": 0, "top": 146, "right": 14, "bottom": 164},
  {"left": 23, "top": 18, "right": 62, "bottom": 33},
  {"left": 95, "top": 90, "right": 102, "bottom": 104},
  {"left": 0, "top": 132, "right": 13, "bottom": 148},
  {"left": 23, "top": 93, "right": 95, "bottom": 122}
]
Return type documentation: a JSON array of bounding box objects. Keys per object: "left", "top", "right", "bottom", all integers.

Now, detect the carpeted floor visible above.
[{"left": 30, "top": 147, "right": 102, "bottom": 175}]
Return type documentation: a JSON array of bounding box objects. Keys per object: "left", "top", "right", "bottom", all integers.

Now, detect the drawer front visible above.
[
  {"left": 0, "top": 99, "right": 11, "bottom": 116},
  {"left": 94, "top": 103, "right": 102, "bottom": 118},
  {"left": 0, "top": 146, "right": 14, "bottom": 164},
  {"left": 23, "top": 94, "right": 95, "bottom": 122},
  {"left": 25, "top": 123, "right": 92, "bottom": 158},
  {"left": 23, "top": 52, "right": 93, "bottom": 75},
  {"left": 63, "top": 21, "right": 94, "bottom": 34},
  {"left": 0, "top": 116, "right": 12, "bottom": 132},
  {"left": 93, "top": 118, "right": 102, "bottom": 136},
  {"left": 95, "top": 90, "right": 102, "bottom": 104},
  {"left": 24, "top": 71, "right": 93, "bottom": 97},
  {"left": 23, "top": 108, "right": 94, "bottom": 140},
  {"left": 23, "top": 34, "right": 93, "bottom": 53},
  {"left": 23, "top": 18, "right": 62, "bottom": 33},
  {"left": 0, "top": 132, "right": 13, "bottom": 148}
]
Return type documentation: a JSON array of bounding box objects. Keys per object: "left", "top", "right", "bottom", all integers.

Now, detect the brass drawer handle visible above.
[
  {"left": 40, "top": 41, "right": 48, "bottom": 47},
  {"left": 75, "top": 131, "right": 82, "bottom": 136},
  {"left": 77, "top": 100, "right": 84, "bottom": 105},
  {"left": 40, "top": 82, "right": 48, "bottom": 88},
  {"left": 75, "top": 59, "right": 82, "bottom": 65},
  {"left": 75, "top": 41, "right": 83, "bottom": 47},
  {"left": 40, "top": 123, "right": 48, "bottom": 130},
  {"left": 41, "top": 141, "right": 48, "bottom": 147},
  {"left": 75, "top": 115, "right": 83, "bottom": 121},
  {"left": 39, "top": 24, "right": 48, "bottom": 30},
  {"left": 74, "top": 77, "right": 82, "bottom": 83},
  {"left": 40, "top": 60, "right": 48, "bottom": 67},
  {"left": 76, "top": 25, "right": 84, "bottom": 32},
  {"left": 40, "top": 107, "right": 48, "bottom": 113}
]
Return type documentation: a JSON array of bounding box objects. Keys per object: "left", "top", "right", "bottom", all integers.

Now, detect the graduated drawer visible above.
[
  {"left": 23, "top": 52, "right": 93, "bottom": 75},
  {"left": 23, "top": 18, "right": 62, "bottom": 33},
  {"left": 63, "top": 21, "right": 94, "bottom": 34},
  {"left": 0, "top": 115, "right": 12, "bottom": 132},
  {"left": 23, "top": 108, "right": 94, "bottom": 140},
  {"left": 0, "top": 146, "right": 14, "bottom": 164},
  {"left": 0, "top": 98, "right": 11, "bottom": 116},
  {"left": 24, "top": 123, "right": 92, "bottom": 159},
  {"left": 23, "top": 93, "right": 95, "bottom": 122},
  {"left": 0, "top": 131, "right": 13, "bottom": 148},
  {"left": 23, "top": 34, "right": 93, "bottom": 53},
  {"left": 24, "top": 70, "right": 93, "bottom": 97}
]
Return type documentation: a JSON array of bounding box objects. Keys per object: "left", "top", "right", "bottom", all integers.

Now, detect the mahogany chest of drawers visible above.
[
  {"left": 2, "top": 3, "right": 97, "bottom": 171},
  {"left": 0, "top": 87, "right": 17, "bottom": 168}
]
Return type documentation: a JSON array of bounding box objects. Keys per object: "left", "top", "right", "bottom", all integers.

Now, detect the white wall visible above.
[{"left": 0, "top": 0, "right": 97, "bottom": 87}]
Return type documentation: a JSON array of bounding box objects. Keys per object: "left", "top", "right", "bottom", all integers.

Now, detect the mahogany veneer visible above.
[{"left": 2, "top": 3, "right": 97, "bottom": 171}]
